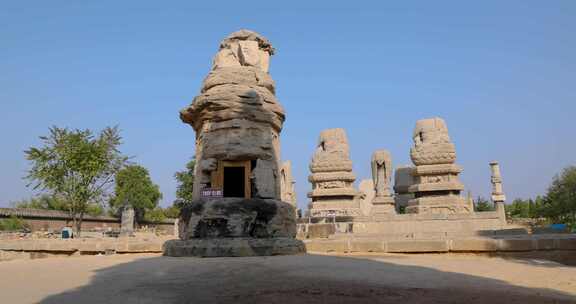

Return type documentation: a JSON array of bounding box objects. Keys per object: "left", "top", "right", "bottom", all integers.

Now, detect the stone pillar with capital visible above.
[{"left": 490, "top": 161, "right": 507, "bottom": 226}]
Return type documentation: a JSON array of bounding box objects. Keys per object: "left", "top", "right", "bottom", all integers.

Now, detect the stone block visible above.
[
  {"left": 307, "top": 224, "right": 335, "bottom": 239},
  {"left": 120, "top": 242, "right": 162, "bottom": 253},
  {"left": 450, "top": 239, "right": 497, "bottom": 252},
  {"left": 77, "top": 242, "right": 99, "bottom": 252},
  {"left": 386, "top": 240, "right": 449, "bottom": 253},
  {"left": 557, "top": 238, "right": 576, "bottom": 250},
  {"left": 493, "top": 228, "right": 529, "bottom": 236},
  {"left": 535, "top": 238, "right": 556, "bottom": 251},
  {"left": 0, "top": 241, "right": 18, "bottom": 250},
  {"left": 497, "top": 239, "right": 534, "bottom": 251},
  {"left": 34, "top": 240, "right": 51, "bottom": 251},
  {"left": 304, "top": 240, "right": 349, "bottom": 253},
  {"left": 179, "top": 198, "right": 297, "bottom": 240},
  {"left": 49, "top": 240, "right": 80, "bottom": 252},
  {"left": 349, "top": 239, "right": 384, "bottom": 252},
  {"left": 163, "top": 237, "right": 305, "bottom": 257}
]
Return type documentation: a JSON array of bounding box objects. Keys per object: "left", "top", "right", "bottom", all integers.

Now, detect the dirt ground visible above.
[{"left": 0, "top": 253, "right": 574, "bottom": 303}]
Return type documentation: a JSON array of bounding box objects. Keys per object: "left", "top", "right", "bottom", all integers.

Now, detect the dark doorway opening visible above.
[{"left": 224, "top": 167, "right": 245, "bottom": 198}]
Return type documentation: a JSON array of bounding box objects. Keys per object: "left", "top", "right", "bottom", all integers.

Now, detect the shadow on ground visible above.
[{"left": 40, "top": 254, "right": 575, "bottom": 304}]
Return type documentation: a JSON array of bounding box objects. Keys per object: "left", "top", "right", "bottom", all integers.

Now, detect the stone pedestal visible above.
[
  {"left": 163, "top": 198, "right": 305, "bottom": 257},
  {"left": 371, "top": 196, "right": 396, "bottom": 215}
]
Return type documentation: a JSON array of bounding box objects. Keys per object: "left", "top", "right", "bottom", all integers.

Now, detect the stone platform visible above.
[
  {"left": 303, "top": 234, "right": 576, "bottom": 256},
  {"left": 163, "top": 237, "right": 305, "bottom": 257},
  {"left": 164, "top": 197, "right": 305, "bottom": 257}
]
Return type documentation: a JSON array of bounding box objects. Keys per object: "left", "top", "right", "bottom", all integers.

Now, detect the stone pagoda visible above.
[
  {"left": 307, "top": 128, "right": 360, "bottom": 217},
  {"left": 163, "top": 30, "right": 304, "bottom": 257},
  {"left": 407, "top": 117, "right": 472, "bottom": 214}
]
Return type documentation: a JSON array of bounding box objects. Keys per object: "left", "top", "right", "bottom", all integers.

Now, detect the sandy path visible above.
[{"left": 0, "top": 253, "right": 574, "bottom": 303}]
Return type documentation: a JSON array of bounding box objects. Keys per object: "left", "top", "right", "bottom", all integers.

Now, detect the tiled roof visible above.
[
  {"left": 0, "top": 208, "right": 176, "bottom": 224},
  {"left": 0, "top": 208, "right": 117, "bottom": 221}
]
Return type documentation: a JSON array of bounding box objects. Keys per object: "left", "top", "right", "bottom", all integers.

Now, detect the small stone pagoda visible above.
[
  {"left": 407, "top": 117, "right": 472, "bottom": 214},
  {"left": 163, "top": 30, "right": 304, "bottom": 257},
  {"left": 307, "top": 128, "right": 360, "bottom": 217}
]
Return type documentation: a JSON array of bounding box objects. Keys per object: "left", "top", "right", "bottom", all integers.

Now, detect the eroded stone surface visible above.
[
  {"left": 280, "top": 161, "right": 297, "bottom": 208},
  {"left": 180, "top": 30, "right": 285, "bottom": 201},
  {"left": 178, "top": 198, "right": 297, "bottom": 239},
  {"left": 163, "top": 237, "right": 304, "bottom": 257}
]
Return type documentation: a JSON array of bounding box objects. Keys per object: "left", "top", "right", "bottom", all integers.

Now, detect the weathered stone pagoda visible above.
[
  {"left": 163, "top": 30, "right": 304, "bottom": 257},
  {"left": 307, "top": 128, "right": 360, "bottom": 217},
  {"left": 407, "top": 117, "right": 472, "bottom": 214}
]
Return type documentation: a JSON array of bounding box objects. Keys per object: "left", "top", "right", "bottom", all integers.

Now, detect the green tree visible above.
[
  {"left": 165, "top": 158, "right": 195, "bottom": 217},
  {"left": 174, "top": 158, "right": 195, "bottom": 203},
  {"left": 474, "top": 196, "right": 495, "bottom": 212},
  {"left": 144, "top": 207, "right": 166, "bottom": 223},
  {"left": 109, "top": 164, "right": 162, "bottom": 222},
  {"left": 506, "top": 198, "right": 531, "bottom": 218},
  {"left": 540, "top": 166, "right": 576, "bottom": 228},
  {"left": 12, "top": 194, "right": 104, "bottom": 217},
  {"left": 25, "top": 126, "right": 127, "bottom": 236},
  {"left": 0, "top": 215, "right": 29, "bottom": 231},
  {"left": 162, "top": 205, "right": 181, "bottom": 219},
  {"left": 13, "top": 194, "right": 68, "bottom": 211}
]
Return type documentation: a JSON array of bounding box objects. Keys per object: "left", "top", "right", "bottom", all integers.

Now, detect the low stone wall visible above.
[
  {"left": 304, "top": 234, "right": 576, "bottom": 253},
  {"left": 0, "top": 208, "right": 175, "bottom": 234},
  {"left": 0, "top": 237, "right": 171, "bottom": 261},
  {"left": 298, "top": 211, "right": 508, "bottom": 239}
]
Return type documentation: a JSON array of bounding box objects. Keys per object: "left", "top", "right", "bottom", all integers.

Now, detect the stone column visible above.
[
  {"left": 370, "top": 150, "right": 395, "bottom": 216},
  {"left": 120, "top": 206, "right": 135, "bottom": 237},
  {"left": 490, "top": 161, "right": 507, "bottom": 226}
]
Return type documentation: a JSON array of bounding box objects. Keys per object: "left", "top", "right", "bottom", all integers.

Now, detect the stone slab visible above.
[
  {"left": 387, "top": 240, "right": 449, "bottom": 253},
  {"left": 450, "top": 239, "right": 498, "bottom": 252},
  {"left": 557, "top": 238, "right": 576, "bottom": 250},
  {"left": 307, "top": 224, "right": 336, "bottom": 239},
  {"left": 349, "top": 240, "right": 385, "bottom": 253},
  {"left": 304, "top": 240, "right": 349, "bottom": 253},
  {"left": 497, "top": 239, "right": 534, "bottom": 251},
  {"left": 535, "top": 238, "right": 556, "bottom": 251}
]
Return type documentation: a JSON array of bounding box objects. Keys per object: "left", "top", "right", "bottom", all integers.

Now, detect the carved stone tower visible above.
[{"left": 407, "top": 117, "right": 471, "bottom": 214}]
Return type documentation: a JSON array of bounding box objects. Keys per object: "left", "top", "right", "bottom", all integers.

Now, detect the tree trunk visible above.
[
  {"left": 76, "top": 211, "right": 84, "bottom": 237},
  {"left": 68, "top": 206, "right": 76, "bottom": 237}
]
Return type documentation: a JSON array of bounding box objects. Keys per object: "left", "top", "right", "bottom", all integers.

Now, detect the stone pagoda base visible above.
[
  {"left": 162, "top": 197, "right": 305, "bottom": 257},
  {"left": 370, "top": 196, "right": 396, "bottom": 216},
  {"left": 163, "top": 237, "right": 305, "bottom": 257},
  {"left": 308, "top": 198, "right": 361, "bottom": 217},
  {"left": 406, "top": 196, "right": 472, "bottom": 215}
]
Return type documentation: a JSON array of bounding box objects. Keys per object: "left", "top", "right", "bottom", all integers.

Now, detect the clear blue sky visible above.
[{"left": 2, "top": 1, "right": 575, "bottom": 210}]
